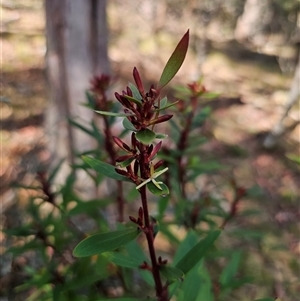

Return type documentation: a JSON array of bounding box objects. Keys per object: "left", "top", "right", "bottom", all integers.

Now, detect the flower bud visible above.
[
  {"left": 148, "top": 141, "right": 162, "bottom": 161},
  {"left": 115, "top": 154, "right": 134, "bottom": 163},
  {"left": 154, "top": 160, "right": 164, "bottom": 170},
  {"left": 113, "top": 136, "right": 131, "bottom": 152},
  {"left": 148, "top": 114, "right": 173, "bottom": 126},
  {"left": 133, "top": 67, "right": 145, "bottom": 95}
]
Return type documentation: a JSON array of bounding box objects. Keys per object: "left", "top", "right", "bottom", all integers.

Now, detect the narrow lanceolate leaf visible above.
[
  {"left": 68, "top": 118, "right": 94, "bottom": 137},
  {"left": 73, "top": 228, "right": 142, "bottom": 257},
  {"left": 109, "top": 252, "right": 144, "bottom": 269},
  {"left": 160, "top": 265, "right": 184, "bottom": 283},
  {"left": 123, "top": 94, "right": 142, "bottom": 105},
  {"left": 159, "top": 96, "right": 168, "bottom": 108},
  {"left": 129, "top": 82, "right": 143, "bottom": 100},
  {"left": 158, "top": 30, "right": 189, "bottom": 88},
  {"left": 123, "top": 118, "right": 137, "bottom": 131},
  {"left": 95, "top": 110, "right": 135, "bottom": 117},
  {"left": 116, "top": 157, "right": 135, "bottom": 168},
  {"left": 135, "top": 128, "right": 156, "bottom": 144},
  {"left": 82, "top": 156, "right": 131, "bottom": 182},
  {"left": 219, "top": 251, "right": 242, "bottom": 287},
  {"left": 155, "top": 133, "right": 168, "bottom": 139},
  {"left": 253, "top": 299, "right": 275, "bottom": 301},
  {"left": 175, "top": 230, "right": 221, "bottom": 274},
  {"left": 85, "top": 91, "right": 96, "bottom": 108},
  {"left": 154, "top": 101, "right": 179, "bottom": 112}
]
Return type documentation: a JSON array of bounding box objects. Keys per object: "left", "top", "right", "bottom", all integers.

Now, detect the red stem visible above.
[{"left": 139, "top": 144, "right": 167, "bottom": 300}]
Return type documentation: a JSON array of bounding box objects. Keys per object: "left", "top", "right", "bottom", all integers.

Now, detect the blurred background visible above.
[{"left": 1, "top": 0, "right": 299, "bottom": 300}]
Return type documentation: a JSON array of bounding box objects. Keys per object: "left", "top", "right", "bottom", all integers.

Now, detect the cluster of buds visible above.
[
  {"left": 112, "top": 67, "right": 171, "bottom": 190},
  {"left": 90, "top": 74, "right": 112, "bottom": 111},
  {"left": 139, "top": 256, "right": 168, "bottom": 271},
  {"left": 129, "top": 207, "right": 144, "bottom": 228},
  {"left": 115, "top": 67, "right": 173, "bottom": 131},
  {"left": 114, "top": 134, "right": 165, "bottom": 187},
  {"left": 176, "top": 80, "right": 207, "bottom": 112}
]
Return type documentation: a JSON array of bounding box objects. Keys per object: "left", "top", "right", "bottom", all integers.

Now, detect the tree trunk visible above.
[
  {"left": 263, "top": 53, "right": 300, "bottom": 148},
  {"left": 44, "top": 0, "right": 109, "bottom": 189},
  {"left": 235, "top": 0, "right": 273, "bottom": 46}
]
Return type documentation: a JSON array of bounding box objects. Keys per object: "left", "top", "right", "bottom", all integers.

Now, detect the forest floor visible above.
[{"left": 1, "top": 2, "right": 299, "bottom": 301}]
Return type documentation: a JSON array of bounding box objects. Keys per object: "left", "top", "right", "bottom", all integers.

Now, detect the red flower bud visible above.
[
  {"left": 131, "top": 132, "right": 137, "bottom": 150},
  {"left": 149, "top": 141, "right": 162, "bottom": 161},
  {"left": 154, "top": 160, "right": 164, "bottom": 170},
  {"left": 148, "top": 114, "right": 173, "bottom": 126},
  {"left": 115, "top": 168, "right": 129, "bottom": 177},
  {"left": 126, "top": 86, "right": 133, "bottom": 97},
  {"left": 113, "top": 136, "right": 131, "bottom": 152},
  {"left": 129, "top": 216, "right": 137, "bottom": 223},
  {"left": 134, "top": 160, "right": 139, "bottom": 176},
  {"left": 133, "top": 67, "right": 145, "bottom": 96},
  {"left": 115, "top": 154, "right": 134, "bottom": 163},
  {"left": 147, "top": 144, "right": 153, "bottom": 156},
  {"left": 138, "top": 207, "right": 143, "bottom": 222}
]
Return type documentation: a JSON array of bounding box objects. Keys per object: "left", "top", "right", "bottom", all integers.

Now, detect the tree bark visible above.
[
  {"left": 44, "top": 0, "right": 110, "bottom": 188},
  {"left": 263, "top": 53, "right": 300, "bottom": 148},
  {"left": 235, "top": 0, "right": 273, "bottom": 46}
]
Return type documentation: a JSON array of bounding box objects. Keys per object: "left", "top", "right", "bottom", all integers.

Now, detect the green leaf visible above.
[
  {"left": 219, "top": 251, "right": 242, "bottom": 288},
  {"left": 147, "top": 181, "right": 169, "bottom": 197},
  {"left": 174, "top": 85, "right": 191, "bottom": 95},
  {"left": 135, "top": 128, "right": 156, "bottom": 144},
  {"left": 168, "top": 280, "right": 182, "bottom": 300},
  {"left": 155, "top": 100, "right": 179, "bottom": 112},
  {"left": 122, "top": 239, "right": 155, "bottom": 287},
  {"left": 191, "top": 106, "right": 211, "bottom": 127},
  {"left": 82, "top": 156, "right": 131, "bottom": 182},
  {"left": 116, "top": 157, "right": 135, "bottom": 168},
  {"left": 95, "top": 110, "right": 135, "bottom": 117},
  {"left": 125, "top": 240, "right": 148, "bottom": 263},
  {"left": 123, "top": 118, "right": 137, "bottom": 131},
  {"left": 253, "top": 299, "right": 275, "bottom": 301},
  {"left": 68, "top": 118, "right": 94, "bottom": 137},
  {"left": 109, "top": 252, "right": 143, "bottom": 269},
  {"left": 178, "top": 262, "right": 202, "bottom": 301},
  {"left": 91, "top": 120, "right": 104, "bottom": 144},
  {"left": 286, "top": 153, "right": 300, "bottom": 165},
  {"left": 159, "top": 96, "right": 168, "bottom": 108},
  {"left": 139, "top": 269, "right": 155, "bottom": 287},
  {"left": 4, "top": 226, "right": 34, "bottom": 237},
  {"left": 129, "top": 82, "right": 142, "bottom": 100},
  {"left": 86, "top": 91, "right": 96, "bottom": 108},
  {"left": 158, "top": 30, "right": 189, "bottom": 88},
  {"left": 175, "top": 230, "right": 221, "bottom": 274},
  {"left": 160, "top": 265, "right": 184, "bottom": 283},
  {"left": 95, "top": 254, "right": 114, "bottom": 280},
  {"left": 173, "top": 230, "right": 198, "bottom": 265},
  {"left": 155, "top": 133, "right": 168, "bottom": 139},
  {"left": 124, "top": 94, "right": 142, "bottom": 105},
  {"left": 195, "top": 264, "right": 213, "bottom": 301},
  {"left": 158, "top": 196, "right": 169, "bottom": 218},
  {"left": 202, "top": 92, "right": 220, "bottom": 99},
  {"left": 73, "top": 228, "right": 142, "bottom": 257}
]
